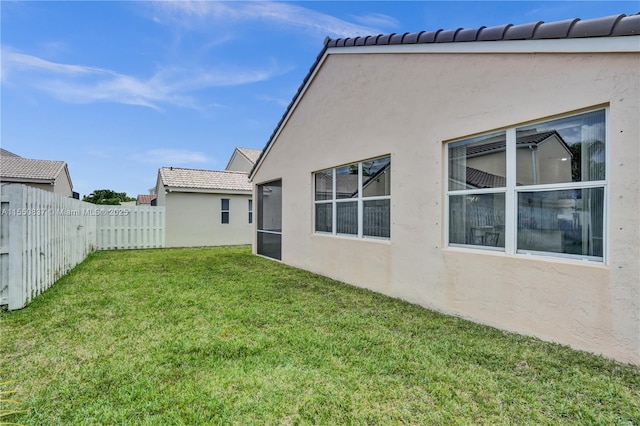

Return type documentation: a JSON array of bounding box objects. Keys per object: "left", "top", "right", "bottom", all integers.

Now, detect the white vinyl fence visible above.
[
  {"left": 1, "top": 184, "right": 164, "bottom": 310},
  {"left": 96, "top": 206, "right": 165, "bottom": 250}
]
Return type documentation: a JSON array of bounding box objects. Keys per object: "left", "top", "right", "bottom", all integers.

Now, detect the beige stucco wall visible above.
[
  {"left": 11, "top": 169, "right": 73, "bottom": 197},
  {"left": 21, "top": 177, "right": 72, "bottom": 197},
  {"left": 165, "top": 191, "right": 253, "bottom": 247},
  {"left": 252, "top": 49, "right": 640, "bottom": 365},
  {"left": 53, "top": 170, "right": 73, "bottom": 197},
  {"left": 226, "top": 154, "right": 253, "bottom": 172}
]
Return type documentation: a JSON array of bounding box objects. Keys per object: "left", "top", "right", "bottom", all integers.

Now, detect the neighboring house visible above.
[
  {"left": 0, "top": 149, "right": 19, "bottom": 157},
  {"left": 0, "top": 150, "right": 75, "bottom": 197},
  {"left": 249, "top": 14, "right": 640, "bottom": 365},
  {"left": 225, "top": 147, "right": 262, "bottom": 172},
  {"left": 155, "top": 166, "right": 253, "bottom": 247},
  {"left": 136, "top": 194, "right": 156, "bottom": 206}
]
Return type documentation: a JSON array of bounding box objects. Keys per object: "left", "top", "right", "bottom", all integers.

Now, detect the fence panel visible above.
[
  {"left": 95, "top": 206, "right": 165, "bottom": 250},
  {"left": 1, "top": 185, "right": 166, "bottom": 310},
  {"left": 1, "top": 184, "right": 97, "bottom": 310}
]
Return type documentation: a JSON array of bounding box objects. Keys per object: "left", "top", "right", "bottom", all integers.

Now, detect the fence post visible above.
[{"left": 7, "top": 185, "right": 26, "bottom": 310}]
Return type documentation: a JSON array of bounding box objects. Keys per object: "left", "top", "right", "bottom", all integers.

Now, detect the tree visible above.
[{"left": 82, "top": 189, "right": 135, "bottom": 205}]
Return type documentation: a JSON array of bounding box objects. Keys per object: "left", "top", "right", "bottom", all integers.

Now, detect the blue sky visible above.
[{"left": 2, "top": 1, "right": 638, "bottom": 198}]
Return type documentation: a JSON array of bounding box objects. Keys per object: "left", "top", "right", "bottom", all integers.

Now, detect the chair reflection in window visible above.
[
  {"left": 469, "top": 228, "right": 500, "bottom": 246},
  {"left": 484, "top": 232, "right": 500, "bottom": 247}
]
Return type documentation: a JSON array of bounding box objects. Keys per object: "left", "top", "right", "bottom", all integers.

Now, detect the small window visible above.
[
  {"left": 248, "top": 199, "right": 253, "bottom": 224},
  {"left": 221, "top": 198, "right": 230, "bottom": 224}
]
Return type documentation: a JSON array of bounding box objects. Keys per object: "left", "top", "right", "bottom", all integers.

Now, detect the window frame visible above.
[
  {"left": 221, "top": 198, "right": 230, "bottom": 224},
  {"left": 445, "top": 107, "right": 608, "bottom": 263},
  {"left": 248, "top": 199, "right": 253, "bottom": 224},
  {"left": 314, "top": 155, "right": 391, "bottom": 240}
]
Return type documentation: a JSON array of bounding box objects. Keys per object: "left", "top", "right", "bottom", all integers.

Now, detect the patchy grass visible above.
[{"left": 1, "top": 246, "right": 639, "bottom": 425}]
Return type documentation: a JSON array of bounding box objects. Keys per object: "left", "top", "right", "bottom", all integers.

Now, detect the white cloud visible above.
[
  {"left": 1, "top": 46, "right": 286, "bottom": 110},
  {"left": 351, "top": 13, "right": 399, "bottom": 30},
  {"left": 133, "top": 148, "right": 211, "bottom": 165},
  {"left": 149, "top": 1, "right": 380, "bottom": 38},
  {"left": 256, "top": 93, "right": 291, "bottom": 108}
]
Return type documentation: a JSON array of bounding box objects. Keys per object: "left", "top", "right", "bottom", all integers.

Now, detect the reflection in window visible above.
[
  {"left": 336, "top": 202, "right": 358, "bottom": 235},
  {"left": 315, "top": 203, "right": 332, "bottom": 233},
  {"left": 314, "top": 156, "right": 391, "bottom": 239},
  {"left": 447, "top": 108, "right": 606, "bottom": 261},
  {"left": 518, "top": 188, "right": 603, "bottom": 257},
  {"left": 449, "top": 131, "right": 507, "bottom": 191},
  {"left": 363, "top": 157, "right": 392, "bottom": 197},
  {"left": 449, "top": 193, "right": 505, "bottom": 247},
  {"left": 336, "top": 164, "right": 358, "bottom": 199},
  {"left": 364, "top": 199, "right": 390, "bottom": 238},
  {"left": 314, "top": 170, "right": 333, "bottom": 201},
  {"left": 516, "top": 110, "right": 605, "bottom": 185}
]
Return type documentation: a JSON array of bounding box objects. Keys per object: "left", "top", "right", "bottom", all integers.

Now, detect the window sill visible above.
[
  {"left": 443, "top": 245, "right": 607, "bottom": 268},
  {"left": 312, "top": 232, "right": 391, "bottom": 244}
]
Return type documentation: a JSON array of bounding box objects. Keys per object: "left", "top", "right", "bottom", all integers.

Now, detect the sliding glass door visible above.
[{"left": 257, "top": 180, "right": 282, "bottom": 260}]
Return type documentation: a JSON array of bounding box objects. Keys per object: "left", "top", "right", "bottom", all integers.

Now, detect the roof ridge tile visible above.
[
  {"left": 504, "top": 21, "right": 544, "bottom": 39},
  {"left": 436, "top": 27, "right": 463, "bottom": 43},
  {"left": 612, "top": 13, "right": 640, "bottom": 36},
  {"left": 569, "top": 14, "right": 624, "bottom": 37},
  {"left": 533, "top": 18, "right": 581, "bottom": 39},
  {"left": 478, "top": 23, "right": 513, "bottom": 41}
]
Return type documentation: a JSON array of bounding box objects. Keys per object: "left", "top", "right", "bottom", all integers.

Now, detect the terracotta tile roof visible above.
[
  {"left": 159, "top": 167, "right": 252, "bottom": 192},
  {"left": 136, "top": 194, "right": 156, "bottom": 205},
  {"left": 249, "top": 13, "right": 640, "bottom": 179},
  {"left": 465, "top": 166, "right": 507, "bottom": 189},
  {"left": 0, "top": 156, "right": 67, "bottom": 182},
  {"left": 465, "top": 130, "right": 566, "bottom": 157},
  {"left": 236, "top": 147, "right": 262, "bottom": 164}
]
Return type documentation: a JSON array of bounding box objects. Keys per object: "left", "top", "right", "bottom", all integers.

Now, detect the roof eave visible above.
[
  {"left": 248, "top": 15, "right": 640, "bottom": 181},
  {"left": 164, "top": 186, "right": 252, "bottom": 195},
  {"left": 249, "top": 42, "right": 331, "bottom": 180},
  {"left": 0, "top": 177, "right": 56, "bottom": 185}
]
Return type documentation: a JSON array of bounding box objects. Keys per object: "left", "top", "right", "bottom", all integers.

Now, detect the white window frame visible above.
[
  {"left": 445, "top": 107, "right": 608, "bottom": 263},
  {"left": 314, "top": 156, "right": 391, "bottom": 240},
  {"left": 221, "top": 198, "right": 230, "bottom": 224},
  {"left": 248, "top": 199, "right": 253, "bottom": 224}
]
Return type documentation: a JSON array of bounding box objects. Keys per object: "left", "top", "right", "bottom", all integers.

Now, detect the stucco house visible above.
[
  {"left": 249, "top": 14, "right": 640, "bottom": 365},
  {"left": 136, "top": 194, "right": 156, "bottom": 206},
  {"left": 0, "top": 149, "right": 75, "bottom": 198},
  {"left": 155, "top": 166, "right": 253, "bottom": 247},
  {"left": 225, "top": 147, "right": 262, "bottom": 172}
]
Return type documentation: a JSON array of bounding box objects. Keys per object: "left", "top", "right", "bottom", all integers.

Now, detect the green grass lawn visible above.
[{"left": 1, "top": 246, "right": 639, "bottom": 425}]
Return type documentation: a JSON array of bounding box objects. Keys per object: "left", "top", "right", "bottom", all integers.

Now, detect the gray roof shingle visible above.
[{"left": 159, "top": 167, "right": 252, "bottom": 192}]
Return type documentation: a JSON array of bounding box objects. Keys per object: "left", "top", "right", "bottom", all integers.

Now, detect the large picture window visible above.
[
  {"left": 447, "top": 109, "right": 606, "bottom": 261},
  {"left": 314, "top": 156, "right": 391, "bottom": 239}
]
